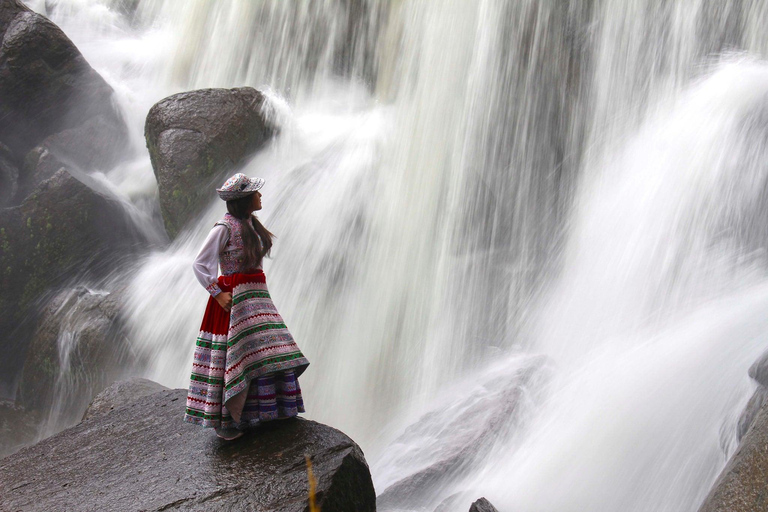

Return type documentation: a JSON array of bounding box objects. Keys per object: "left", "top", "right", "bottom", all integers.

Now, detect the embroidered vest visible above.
[{"left": 215, "top": 213, "right": 262, "bottom": 275}]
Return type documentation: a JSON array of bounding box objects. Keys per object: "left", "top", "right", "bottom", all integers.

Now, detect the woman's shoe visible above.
[{"left": 215, "top": 428, "right": 244, "bottom": 441}]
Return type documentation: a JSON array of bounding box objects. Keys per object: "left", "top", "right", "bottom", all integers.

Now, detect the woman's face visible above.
[{"left": 251, "top": 190, "right": 262, "bottom": 212}]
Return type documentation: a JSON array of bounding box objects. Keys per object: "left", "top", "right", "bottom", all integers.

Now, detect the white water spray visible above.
[{"left": 22, "top": 1, "right": 768, "bottom": 511}]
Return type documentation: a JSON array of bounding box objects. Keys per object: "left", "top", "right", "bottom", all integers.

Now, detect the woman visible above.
[{"left": 184, "top": 173, "right": 309, "bottom": 440}]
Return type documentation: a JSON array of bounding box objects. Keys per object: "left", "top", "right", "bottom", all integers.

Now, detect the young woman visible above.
[{"left": 184, "top": 173, "right": 309, "bottom": 440}]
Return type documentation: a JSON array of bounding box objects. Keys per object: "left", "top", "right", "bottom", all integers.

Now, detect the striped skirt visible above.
[{"left": 184, "top": 270, "right": 309, "bottom": 429}]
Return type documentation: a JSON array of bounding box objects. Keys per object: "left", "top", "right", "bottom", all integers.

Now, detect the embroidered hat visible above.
[{"left": 216, "top": 173, "right": 265, "bottom": 200}]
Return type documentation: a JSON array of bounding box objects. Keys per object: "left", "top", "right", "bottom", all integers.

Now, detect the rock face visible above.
[
  {"left": 0, "top": 170, "right": 143, "bottom": 387},
  {"left": 145, "top": 87, "right": 276, "bottom": 238},
  {"left": 469, "top": 497, "right": 500, "bottom": 512},
  {"left": 82, "top": 377, "right": 168, "bottom": 421},
  {"left": 698, "top": 398, "right": 768, "bottom": 512},
  {"left": 19, "top": 287, "right": 132, "bottom": 414},
  {"left": 748, "top": 349, "right": 768, "bottom": 388},
  {"left": 376, "top": 355, "right": 547, "bottom": 510},
  {"left": 0, "top": 0, "right": 129, "bottom": 205},
  {"left": 737, "top": 388, "right": 768, "bottom": 442},
  {"left": 0, "top": 386, "right": 376, "bottom": 512}
]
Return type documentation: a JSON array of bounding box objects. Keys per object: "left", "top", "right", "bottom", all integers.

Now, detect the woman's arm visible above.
[{"left": 192, "top": 224, "right": 228, "bottom": 297}]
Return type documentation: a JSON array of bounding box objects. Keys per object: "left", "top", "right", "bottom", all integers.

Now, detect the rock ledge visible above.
[{"left": 0, "top": 385, "right": 375, "bottom": 512}]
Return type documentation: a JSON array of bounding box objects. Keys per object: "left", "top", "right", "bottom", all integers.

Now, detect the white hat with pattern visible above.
[{"left": 216, "top": 173, "right": 265, "bottom": 200}]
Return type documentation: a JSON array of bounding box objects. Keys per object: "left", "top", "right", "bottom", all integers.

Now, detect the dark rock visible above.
[
  {"left": 145, "top": 87, "right": 275, "bottom": 238},
  {"left": 0, "top": 388, "right": 376, "bottom": 512},
  {"left": 697, "top": 398, "right": 768, "bottom": 512},
  {"left": 19, "top": 287, "right": 132, "bottom": 416},
  {"left": 82, "top": 377, "right": 168, "bottom": 421},
  {"left": 21, "top": 144, "right": 66, "bottom": 193},
  {"left": 377, "top": 355, "right": 548, "bottom": 510},
  {"left": 469, "top": 497, "right": 500, "bottom": 512},
  {"left": 0, "top": 0, "right": 129, "bottom": 202},
  {"left": 748, "top": 349, "right": 768, "bottom": 388},
  {"left": 0, "top": 400, "right": 41, "bottom": 459},
  {"left": 0, "top": 169, "right": 144, "bottom": 391},
  {"left": 0, "top": 142, "right": 18, "bottom": 207},
  {"left": 737, "top": 388, "right": 768, "bottom": 442}
]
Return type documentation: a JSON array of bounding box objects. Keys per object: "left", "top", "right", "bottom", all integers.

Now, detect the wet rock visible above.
[
  {"left": 145, "top": 87, "right": 276, "bottom": 238},
  {"left": 736, "top": 388, "right": 768, "bottom": 442},
  {"left": 19, "top": 287, "right": 132, "bottom": 415},
  {"left": 748, "top": 349, "right": 768, "bottom": 388},
  {"left": 82, "top": 377, "right": 168, "bottom": 421},
  {"left": 0, "top": 0, "right": 129, "bottom": 203},
  {"left": 0, "top": 401, "right": 41, "bottom": 459},
  {"left": 0, "top": 388, "right": 376, "bottom": 512},
  {"left": 469, "top": 497, "right": 500, "bottom": 512},
  {"left": 376, "top": 355, "right": 548, "bottom": 510},
  {"left": 0, "top": 170, "right": 144, "bottom": 391},
  {"left": 0, "top": 142, "right": 19, "bottom": 207},
  {"left": 697, "top": 398, "right": 768, "bottom": 512}
]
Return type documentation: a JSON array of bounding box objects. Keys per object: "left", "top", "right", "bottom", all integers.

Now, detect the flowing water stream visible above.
[{"left": 21, "top": 0, "right": 768, "bottom": 510}]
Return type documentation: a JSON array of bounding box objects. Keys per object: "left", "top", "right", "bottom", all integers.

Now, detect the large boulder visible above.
[
  {"left": 18, "top": 286, "right": 132, "bottom": 415},
  {"left": 0, "top": 386, "right": 376, "bottom": 512},
  {"left": 376, "top": 355, "right": 547, "bottom": 510},
  {"left": 0, "top": 169, "right": 144, "bottom": 389},
  {"left": 698, "top": 398, "right": 768, "bottom": 512},
  {"left": 145, "top": 87, "right": 276, "bottom": 238},
  {"left": 82, "top": 377, "right": 168, "bottom": 421},
  {"left": 0, "top": 0, "right": 129, "bottom": 203}
]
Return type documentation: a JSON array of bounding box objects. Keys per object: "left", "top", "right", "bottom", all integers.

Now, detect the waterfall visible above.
[{"left": 21, "top": 0, "right": 768, "bottom": 510}]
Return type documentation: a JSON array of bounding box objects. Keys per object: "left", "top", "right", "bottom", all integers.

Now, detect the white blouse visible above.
[
  {"left": 192, "top": 225, "right": 229, "bottom": 297},
  {"left": 192, "top": 222, "right": 265, "bottom": 296}
]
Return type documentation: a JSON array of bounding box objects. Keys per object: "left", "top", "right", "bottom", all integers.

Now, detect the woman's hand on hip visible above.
[{"left": 216, "top": 292, "right": 233, "bottom": 312}]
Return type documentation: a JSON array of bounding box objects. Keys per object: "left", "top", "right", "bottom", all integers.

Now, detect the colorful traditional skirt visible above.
[{"left": 184, "top": 270, "right": 309, "bottom": 429}]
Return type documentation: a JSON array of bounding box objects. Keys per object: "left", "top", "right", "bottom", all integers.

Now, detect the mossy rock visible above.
[
  {"left": 144, "top": 87, "right": 276, "bottom": 239},
  {"left": 0, "top": 169, "right": 143, "bottom": 391}
]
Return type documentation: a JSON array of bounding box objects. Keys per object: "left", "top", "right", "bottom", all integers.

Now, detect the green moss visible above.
[
  {"left": 39, "top": 356, "right": 58, "bottom": 380},
  {"left": 26, "top": 217, "right": 32, "bottom": 228}
]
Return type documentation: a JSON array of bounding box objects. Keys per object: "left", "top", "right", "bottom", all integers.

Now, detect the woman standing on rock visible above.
[{"left": 184, "top": 173, "right": 309, "bottom": 440}]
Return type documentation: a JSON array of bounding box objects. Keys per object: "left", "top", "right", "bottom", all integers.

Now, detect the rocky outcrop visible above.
[
  {"left": 735, "top": 348, "right": 768, "bottom": 442},
  {"left": 19, "top": 287, "right": 132, "bottom": 414},
  {"left": 145, "top": 87, "right": 276, "bottom": 238},
  {"left": 0, "top": 0, "right": 128, "bottom": 205},
  {"left": 469, "top": 497, "right": 500, "bottom": 512},
  {"left": 737, "top": 387, "right": 768, "bottom": 442},
  {"left": 0, "top": 385, "right": 376, "bottom": 512},
  {"left": 376, "top": 355, "right": 547, "bottom": 510},
  {"left": 748, "top": 349, "right": 768, "bottom": 388},
  {"left": 0, "top": 170, "right": 144, "bottom": 388},
  {"left": 82, "top": 377, "right": 168, "bottom": 421},
  {"left": 698, "top": 398, "right": 768, "bottom": 512}
]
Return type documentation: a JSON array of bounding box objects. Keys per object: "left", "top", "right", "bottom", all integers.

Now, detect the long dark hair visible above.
[{"left": 226, "top": 194, "right": 274, "bottom": 269}]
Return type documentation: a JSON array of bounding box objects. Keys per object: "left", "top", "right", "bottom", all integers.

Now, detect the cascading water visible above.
[{"left": 19, "top": 0, "right": 768, "bottom": 510}]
